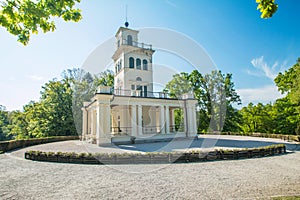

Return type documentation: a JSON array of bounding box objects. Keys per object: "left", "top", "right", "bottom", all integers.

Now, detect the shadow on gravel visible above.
[{"left": 117, "top": 138, "right": 300, "bottom": 153}]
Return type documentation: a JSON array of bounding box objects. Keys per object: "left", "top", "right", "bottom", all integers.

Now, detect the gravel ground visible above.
[{"left": 1, "top": 135, "right": 300, "bottom": 200}]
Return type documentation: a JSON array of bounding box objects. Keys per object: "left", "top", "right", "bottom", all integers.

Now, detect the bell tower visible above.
[{"left": 112, "top": 23, "right": 155, "bottom": 97}]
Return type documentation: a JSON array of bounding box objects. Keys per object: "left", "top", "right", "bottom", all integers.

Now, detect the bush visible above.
[{"left": 25, "top": 144, "right": 286, "bottom": 165}]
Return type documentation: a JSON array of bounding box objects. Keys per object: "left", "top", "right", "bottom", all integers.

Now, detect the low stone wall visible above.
[
  {"left": 204, "top": 132, "right": 300, "bottom": 142},
  {"left": 24, "top": 144, "right": 286, "bottom": 165},
  {"left": 0, "top": 136, "right": 79, "bottom": 153}
]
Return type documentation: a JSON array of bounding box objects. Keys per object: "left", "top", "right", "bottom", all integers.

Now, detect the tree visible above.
[
  {"left": 274, "top": 58, "right": 300, "bottom": 134},
  {"left": 239, "top": 58, "right": 300, "bottom": 135},
  {"left": 0, "top": 105, "right": 10, "bottom": 140},
  {"left": 37, "top": 78, "right": 77, "bottom": 136},
  {"left": 239, "top": 103, "right": 271, "bottom": 133},
  {"left": 93, "top": 70, "right": 114, "bottom": 88},
  {"left": 256, "top": 0, "right": 278, "bottom": 19},
  {"left": 0, "top": 0, "right": 82, "bottom": 45},
  {"left": 164, "top": 70, "right": 241, "bottom": 133}
]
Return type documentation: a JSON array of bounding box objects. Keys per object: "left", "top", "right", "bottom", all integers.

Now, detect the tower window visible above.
[
  {"left": 143, "top": 59, "right": 148, "bottom": 70},
  {"left": 127, "top": 35, "right": 133, "bottom": 46},
  {"left": 129, "top": 57, "right": 134, "bottom": 68},
  {"left": 136, "top": 77, "right": 142, "bottom": 81},
  {"left": 136, "top": 58, "right": 141, "bottom": 70}
]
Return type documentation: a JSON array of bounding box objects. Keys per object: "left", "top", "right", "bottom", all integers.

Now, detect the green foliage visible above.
[
  {"left": 164, "top": 70, "right": 241, "bottom": 132},
  {"left": 0, "top": 0, "right": 82, "bottom": 45},
  {"left": 256, "top": 0, "right": 278, "bottom": 19},
  {"left": 0, "top": 105, "right": 11, "bottom": 140},
  {"left": 272, "top": 196, "right": 300, "bottom": 200},
  {"left": 4, "top": 68, "right": 114, "bottom": 140},
  {"left": 93, "top": 70, "right": 114, "bottom": 88},
  {"left": 239, "top": 58, "right": 300, "bottom": 135},
  {"left": 274, "top": 58, "right": 300, "bottom": 134}
]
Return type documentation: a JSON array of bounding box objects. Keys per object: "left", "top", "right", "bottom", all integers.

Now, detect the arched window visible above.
[
  {"left": 136, "top": 77, "right": 142, "bottom": 81},
  {"left": 136, "top": 58, "right": 141, "bottom": 69},
  {"left": 129, "top": 57, "right": 134, "bottom": 68},
  {"left": 143, "top": 59, "right": 148, "bottom": 70},
  {"left": 127, "top": 35, "right": 132, "bottom": 46}
]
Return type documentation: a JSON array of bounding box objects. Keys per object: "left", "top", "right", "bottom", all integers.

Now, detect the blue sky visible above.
[{"left": 0, "top": 0, "right": 299, "bottom": 111}]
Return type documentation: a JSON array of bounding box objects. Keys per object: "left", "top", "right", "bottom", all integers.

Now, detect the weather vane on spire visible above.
[{"left": 125, "top": 5, "right": 129, "bottom": 28}]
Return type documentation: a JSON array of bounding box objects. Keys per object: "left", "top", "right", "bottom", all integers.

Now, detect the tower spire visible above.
[{"left": 125, "top": 5, "right": 129, "bottom": 28}]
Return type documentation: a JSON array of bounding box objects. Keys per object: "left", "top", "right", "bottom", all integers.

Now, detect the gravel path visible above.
[{"left": 1, "top": 135, "right": 300, "bottom": 200}]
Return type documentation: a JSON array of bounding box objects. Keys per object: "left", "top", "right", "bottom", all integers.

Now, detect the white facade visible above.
[{"left": 82, "top": 26, "right": 198, "bottom": 145}]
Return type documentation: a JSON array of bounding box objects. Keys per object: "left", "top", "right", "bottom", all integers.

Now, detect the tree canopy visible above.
[
  {"left": 164, "top": 70, "right": 241, "bottom": 132},
  {"left": 256, "top": 0, "right": 278, "bottom": 18},
  {"left": 0, "top": 0, "right": 81, "bottom": 45},
  {"left": 0, "top": 68, "right": 113, "bottom": 141},
  {"left": 239, "top": 58, "right": 300, "bottom": 135}
]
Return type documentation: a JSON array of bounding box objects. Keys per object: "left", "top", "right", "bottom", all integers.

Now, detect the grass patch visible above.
[{"left": 272, "top": 196, "right": 300, "bottom": 200}]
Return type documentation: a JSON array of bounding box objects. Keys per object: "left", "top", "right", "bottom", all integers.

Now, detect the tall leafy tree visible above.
[
  {"left": 274, "top": 58, "right": 300, "bottom": 134},
  {"left": 0, "top": 105, "right": 10, "bottom": 140},
  {"left": 165, "top": 70, "right": 241, "bottom": 133},
  {"left": 93, "top": 70, "right": 114, "bottom": 89},
  {"left": 0, "top": 0, "right": 82, "bottom": 45}
]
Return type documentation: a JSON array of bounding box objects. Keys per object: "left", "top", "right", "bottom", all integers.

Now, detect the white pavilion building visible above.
[{"left": 82, "top": 24, "right": 198, "bottom": 145}]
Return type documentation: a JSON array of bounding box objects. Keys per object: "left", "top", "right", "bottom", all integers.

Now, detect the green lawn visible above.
[{"left": 272, "top": 196, "right": 300, "bottom": 200}]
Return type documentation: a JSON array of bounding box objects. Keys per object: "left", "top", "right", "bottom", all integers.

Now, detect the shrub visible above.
[{"left": 24, "top": 144, "right": 287, "bottom": 165}]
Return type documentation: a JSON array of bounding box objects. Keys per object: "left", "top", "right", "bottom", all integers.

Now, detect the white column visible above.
[
  {"left": 160, "top": 105, "right": 165, "bottom": 134},
  {"left": 137, "top": 105, "right": 143, "bottom": 136},
  {"left": 96, "top": 103, "right": 111, "bottom": 145},
  {"left": 131, "top": 105, "right": 137, "bottom": 136},
  {"left": 185, "top": 100, "right": 198, "bottom": 136},
  {"left": 90, "top": 109, "right": 94, "bottom": 137},
  {"left": 165, "top": 106, "right": 170, "bottom": 134},
  {"left": 170, "top": 109, "right": 175, "bottom": 132},
  {"left": 96, "top": 107, "right": 101, "bottom": 142},
  {"left": 82, "top": 108, "right": 88, "bottom": 140},
  {"left": 183, "top": 105, "right": 187, "bottom": 136}
]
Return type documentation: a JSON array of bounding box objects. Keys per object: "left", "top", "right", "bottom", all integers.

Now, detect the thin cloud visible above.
[
  {"left": 237, "top": 84, "right": 284, "bottom": 106},
  {"left": 165, "top": 0, "right": 177, "bottom": 8},
  {"left": 28, "top": 75, "right": 45, "bottom": 81},
  {"left": 248, "top": 56, "right": 288, "bottom": 81}
]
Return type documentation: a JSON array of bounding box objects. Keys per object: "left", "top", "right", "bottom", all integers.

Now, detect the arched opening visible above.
[
  {"left": 136, "top": 58, "right": 141, "bottom": 69},
  {"left": 129, "top": 57, "right": 134, "bottom": 68},
  {"left": 127, "top": 35, "right": 132, "bottom": 46},
  {"left": 136, "top": 77, "right": 142, "bottom": 81},
  {"left": 143, "top": 59, "right": 148, "bottom": 70}
]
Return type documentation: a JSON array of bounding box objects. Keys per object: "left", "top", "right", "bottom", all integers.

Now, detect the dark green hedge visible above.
[
  {"left": 0, "top": 136, "right": 79, "bottom": 153},
  {"left": 24, "top": 144, "right": 286, "bottom": 165}
]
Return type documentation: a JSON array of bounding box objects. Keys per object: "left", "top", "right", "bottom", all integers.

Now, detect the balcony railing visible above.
[
  {"left": 113, "top": 89, "right": 172, "bottom": 99},
  {"left": 120, "top": 39, "right": 152, "bottom": 50},
  {"left": 111, "top": 127, "right": 132, "bottom": 135},
  {"left": 111, "top": 125, "right": 185, "bottom": 135},
  {"left": 96, "top": 86, "right": 192, "bottom": 100}
]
